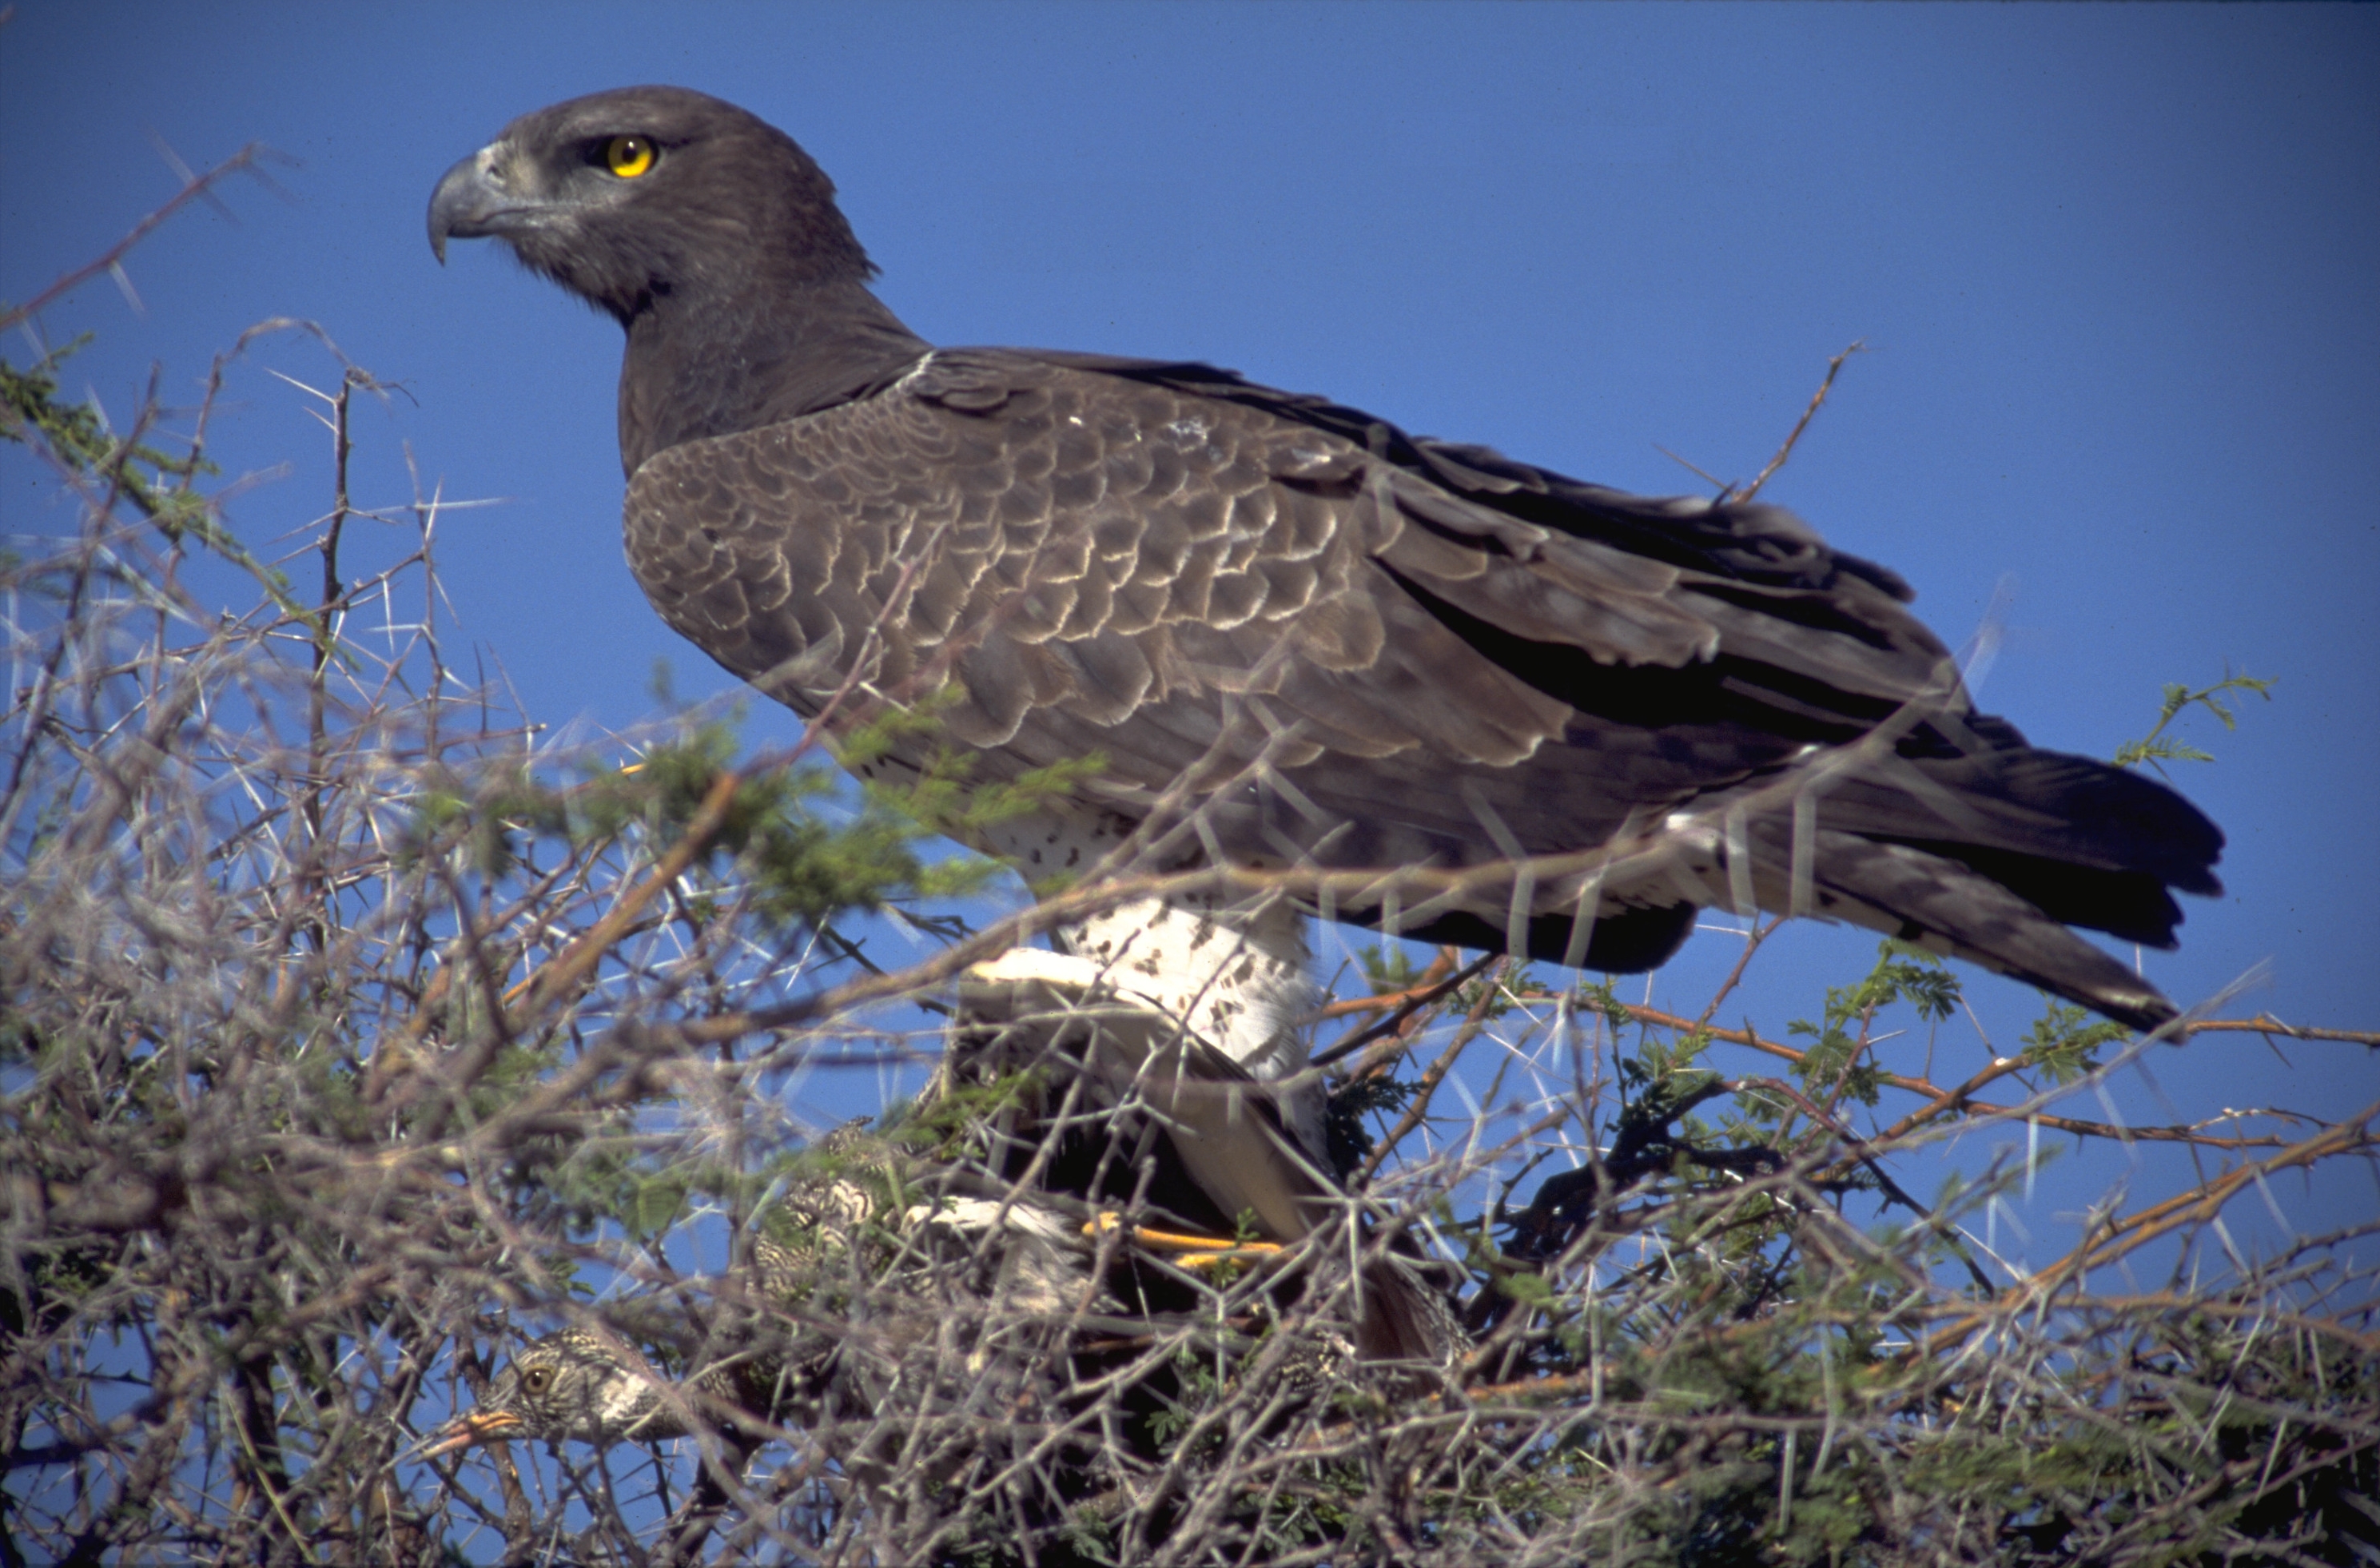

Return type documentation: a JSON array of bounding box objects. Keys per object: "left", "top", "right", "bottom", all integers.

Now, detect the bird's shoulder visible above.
[
  {"left": 623, "top": 343, "right": 1908, "bottom": 615},
  {"left": 617, "top": 348, "right": 1395, "bottom": 739},
  {"left": 624, "top": 347, "right": 1379, "bottom": 553},
  {"left": 619, "top": 345, "right": 1956, "bottom": 790},
  {"left": 905, "top": 348, "right": 1917, "bottom": 603}
]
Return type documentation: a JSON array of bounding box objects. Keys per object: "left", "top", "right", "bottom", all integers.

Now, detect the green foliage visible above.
[
  {"left": 901, "top": 1063, "right": 1050, "bottom": 1163},
  {"left": 1355, "top": 941, "right": 1428, "bottom": 993},
  {"left": 1324, "top": 1068, "right": 1416, "bottom": 1174},
  {"left": 2016, "top": 998, "right": 2130, "bottom": 1086},
  {"left": 2113, "top": 667, "right": 2275, "bottom": 773},
  {"left": 1146, "top": 1343, "right": 1226, "bottom": 1448},
  {"left": 1780, "top": 940, "right": 1961, "bottom": 1114},
  {"left": 8, "top": 285, "right": 2366, "bottom": 1565},
  {"left": 835, "top": 690, "right": 1112, "bottom": 893},
  {"left": 408, "top": 715, "right": 1019, "bottom": 941},
  {"left": 1458, "top": 961, "right": 1539, "bottom": 1021},
  {"left": 1603, "top": 1021, "right": 1734, "bottom": 1184},
  {"left": 1574, "top": 975, "right": 1637, "bottom": 1035},
  {"left": 1615, "top": 1017, "right": 1718, "bottom": 1104},
  {"left": 2, "top": 335, "right": 305, "bottom": 618},
  {"left": 4, "top": 336, "right": 211, "bottom": 531}
]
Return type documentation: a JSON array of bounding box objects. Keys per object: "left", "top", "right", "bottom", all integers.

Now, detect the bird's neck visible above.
[{"left": 616, "top": 277, "right": 929, "bottom": 477}]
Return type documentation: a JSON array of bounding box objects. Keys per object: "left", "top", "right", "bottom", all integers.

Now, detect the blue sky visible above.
[{"left": 6, "top": 5, "right": 2375, "bottom": 1259}]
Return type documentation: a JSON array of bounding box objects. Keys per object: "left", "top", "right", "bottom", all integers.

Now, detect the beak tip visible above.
[
  {"left": 413, "top": 1411, "right": 517, "bottom": 1459},
  {"left": 428, "top": 145, "right": 503, "bottom": 270}
]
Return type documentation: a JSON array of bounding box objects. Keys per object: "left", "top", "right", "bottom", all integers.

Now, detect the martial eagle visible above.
[{"left": 428, "top": 87, "right": 2219, "bottom": 1299}]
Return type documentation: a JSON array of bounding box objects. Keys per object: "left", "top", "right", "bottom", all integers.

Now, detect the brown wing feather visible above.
[{"left": 625, "top": 346, "right": 2219, "bottom": 1021}]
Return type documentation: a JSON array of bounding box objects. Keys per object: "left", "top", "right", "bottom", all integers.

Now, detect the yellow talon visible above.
[{"left": 1084, "top": 1212, "right": 1284, "bottom": 1261}]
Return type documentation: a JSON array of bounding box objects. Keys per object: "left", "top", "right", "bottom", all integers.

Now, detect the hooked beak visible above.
[{"left": 428, "top": 144, "right": 515, "bottom": 265}]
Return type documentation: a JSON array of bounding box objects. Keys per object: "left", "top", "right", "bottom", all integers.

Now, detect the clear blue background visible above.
[{"left": 6, "top": 5, "right": 2374, "bottom": 1268}]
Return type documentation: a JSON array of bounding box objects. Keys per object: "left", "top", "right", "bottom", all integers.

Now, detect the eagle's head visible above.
[{"left": 428, "top": 85, "right": 874, "bottom": 325}]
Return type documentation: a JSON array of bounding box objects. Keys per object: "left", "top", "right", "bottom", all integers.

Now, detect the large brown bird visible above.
[{"left": 427, "top": 86, "right": 2219, "bottom": 1320}]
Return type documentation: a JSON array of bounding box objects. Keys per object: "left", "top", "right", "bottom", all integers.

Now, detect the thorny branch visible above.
[{"left": 3, "top": 305, "right": 2371, "bottom": 1566}]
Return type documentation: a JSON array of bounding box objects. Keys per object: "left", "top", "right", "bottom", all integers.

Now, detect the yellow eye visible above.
[
  {"left": 603, "top": 136, "right": 655, "bottom": 179},
  {"left": 521, "top": 1367, "right": 551, "bottom": 1392}
]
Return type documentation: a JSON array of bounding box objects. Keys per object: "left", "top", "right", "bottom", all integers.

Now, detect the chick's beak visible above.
[{"left": 415, "top": 1407, "right": 523, "bottom": 1459}]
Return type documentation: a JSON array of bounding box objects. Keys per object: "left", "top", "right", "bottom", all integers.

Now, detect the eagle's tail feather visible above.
[
  {"left": 1754, "top": 826, "right": 2181, "bottom": 1031},
  {"left": 1816, "top": 742, "right": 2223, "bottom": 938}
]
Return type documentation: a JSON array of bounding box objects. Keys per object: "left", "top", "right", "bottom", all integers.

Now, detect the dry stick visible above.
[
  {"left": 1356, "top": 962, "right": 1511, "bottom": 1184},
  {"left": 359, "top": 865, "right": 1530, "bottom": 1188},
  {"left": 1865, "top": 1033, "right": 2108, "bottom": 1146},
  {"left": 1729, "top": 1075, "right": 1996, "bottom": 1295},
  {"left": 502, "top": 673, "right": 1964, "bottom": 1091},
  {"left": 2033, "top": 1291, "right": 2380, "bottom": 1358},
  {"left": 1312, "top": 952, "right": 1499, "bottom": 1070},
  {"left": 1608, "top": 1001, "right": 2311, "bottom": 1151},
  {"left": 0, "top": 145, "right": 279, "bottom": 336},
  {"left": 468, "top": 631, "right": 1976, "bottom": 1083},
  {"left": 297, "top": 370, "right": 358, "bottom": 957},
  {"left": 1907, "top": 1100, "right": 2380, "bottom": 1363},
  {"left": 2041, "top": 1100, "right": 2378, "bottom": 1283},
  {"left": 1696, "top": 914, "right": 1784, "bottom": 1029},
  {"left": 1732, "top": 340, "right": 1867, "bottom": 504},
  {"left": 506, "top": 766, "right": 746, "bottom": 1029},
  {"left": 1314, "top": 946, "right": 1462, "bottom": 1021},
  {"left": 2188, "top": 1017, "right": 2380, "bottom": 1048},
  {"left": 0, "top": 390, "right": 208, "bottom": 843},
  {"left": 376, "top": 534, "right": 953, "bottom": 1068},
  {"left": 1882, "top": 1015, "right": 2375, "bottom": 1138},
  {"left": 360, "top": 856, "right": 581, "bottom": 1107}
]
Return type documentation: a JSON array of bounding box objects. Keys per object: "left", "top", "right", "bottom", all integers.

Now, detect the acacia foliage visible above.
[{"left": 3, "top": 209, "right": 2375, "bottom": 1568}]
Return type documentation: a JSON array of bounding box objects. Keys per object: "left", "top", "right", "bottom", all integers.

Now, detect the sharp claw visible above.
[{"left": 1083, "top": 1211, "right": 1284, "bottom": 1260}]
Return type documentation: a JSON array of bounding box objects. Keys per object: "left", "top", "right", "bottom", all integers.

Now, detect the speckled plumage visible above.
[
  {"left": 421, "top": 1126, "right": 1101, "bottom": 1459},
  {"left": 420, "top": 1326, "right": 700, "bottom": 1454},
  {"left": 949, "top": 942, "right": 1458, "bottom": 1366}
]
